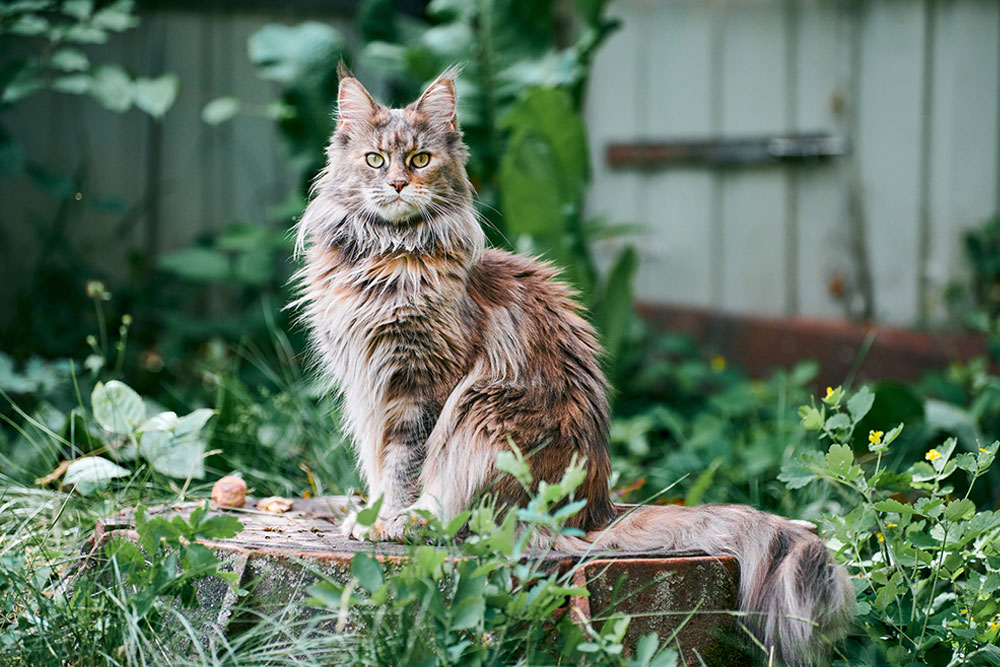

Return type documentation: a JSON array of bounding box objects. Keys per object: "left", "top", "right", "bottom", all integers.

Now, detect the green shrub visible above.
[{"left": 783, "top": 386, "right": 1000, "bottom": 665}]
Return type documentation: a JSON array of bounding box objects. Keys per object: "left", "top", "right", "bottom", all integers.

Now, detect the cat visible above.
[{"left": 292, "top": 65, "right": 853, "bottom": 666}]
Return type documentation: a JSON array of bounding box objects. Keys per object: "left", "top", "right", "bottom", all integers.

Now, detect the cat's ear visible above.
[
  {"left": 336, "top": 63, "right": 377, "bottom": 129},
  {"left": 413, "top": 67, "right": 460, "bottom": 130}
]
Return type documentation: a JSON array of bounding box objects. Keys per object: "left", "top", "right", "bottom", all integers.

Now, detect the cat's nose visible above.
[{"left": 389, "top": 179, "right": 409, "bottom": 193}]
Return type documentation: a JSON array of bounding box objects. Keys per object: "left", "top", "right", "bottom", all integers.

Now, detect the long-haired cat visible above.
[{"left": 293, "top": 66, "right": 853, "bottom": 666}]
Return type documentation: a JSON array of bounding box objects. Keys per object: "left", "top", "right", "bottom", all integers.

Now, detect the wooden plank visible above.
[
  {"left": 583, "top": 0, "right": 644, "bottom": 280},
  {"left": 632, "top": 0, "right": 715, "bottom": 306},
  {"left": 855, "top": 0, "right": 926, "bottom": 324},
  {"left": 794, "top": 0, "right": 852, "bottom": 320},
  {"left": 718, "top": 0, "right": 789, "bottom": 315},
  {"left": 157, "top": 11, "right": 210, "bottom": 251},
  {"left": 926, "top": 0, "right": 1000, "bottom": 324}
]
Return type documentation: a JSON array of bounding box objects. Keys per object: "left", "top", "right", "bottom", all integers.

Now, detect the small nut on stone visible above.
[
  {"left": 211, "top": 475, "right": 247, "bottom": 508},
  {"left": 257, "top": 496, "right": 294, "bottom": 513}
]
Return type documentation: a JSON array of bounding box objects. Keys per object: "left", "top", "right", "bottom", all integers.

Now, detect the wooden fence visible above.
[
  {"left": 2, "top": 0, "right": 998, "bottom": 327},
  {"left": 587, "top": 0, "right": 1000, "bottom": 325}
]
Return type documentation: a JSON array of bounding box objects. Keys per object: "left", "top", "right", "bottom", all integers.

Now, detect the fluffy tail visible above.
[{"left": 548, "top": 504, "right": 853, "bottom": 666}]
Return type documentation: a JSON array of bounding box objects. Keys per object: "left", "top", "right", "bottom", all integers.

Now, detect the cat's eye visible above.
[
  {"left": 410, "top": 152, "right": 431, "bottom": 169},
  {"left": 365, "top": 153, "right": 385, "bottom": 168}
]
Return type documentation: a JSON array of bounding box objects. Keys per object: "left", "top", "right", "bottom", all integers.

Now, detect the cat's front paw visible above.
[
  {"left": 342, "top": 510, "right": 388, "bottom": 541},
  {"left": 382, "top": 510, "right": 430, "bottom": 542}
]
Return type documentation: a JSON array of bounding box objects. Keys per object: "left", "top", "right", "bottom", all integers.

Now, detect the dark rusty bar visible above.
[{"left": 606, "top": 132, "right": 849, "bottom": 169}]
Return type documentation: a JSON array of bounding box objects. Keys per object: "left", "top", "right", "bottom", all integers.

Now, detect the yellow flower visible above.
[
  {"left": 825, "top": 386, "right": 835, "bottom": 399},
  {"left": 981, "top": 448, "right": 991, "bottom": 454},
  {"left": 925, "top": 448, "right": 942, "bottom": 462},
  {"left": 869, "top": 430, "right": 884, "bottom": 445},
  {"left": 990, "top": 621, "right": 1000, "bottom": 632},
  {"left": 876, "top": 532, "right": 884, "bottom": 542},
  {"left": 886, "top": 523, "right": 897, "bottom": 528},
  {"left": 960, "top": 608, "right": 969, "bottom": 616},
  {"left": 710, "top": 355, "right": 726, "bottom": 372}
]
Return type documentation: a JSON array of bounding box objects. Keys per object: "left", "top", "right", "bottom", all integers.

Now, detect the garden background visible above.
[{"left": 1, "top": 0, "right": 1000, "bottom": 665}]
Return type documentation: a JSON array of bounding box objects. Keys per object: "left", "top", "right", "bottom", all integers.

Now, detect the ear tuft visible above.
[
  {"left": 413, "top": 66, "right": 462, "bottom": 130},
  {"left": 336, "top": 66, "right": 377, "bottom": 129}
]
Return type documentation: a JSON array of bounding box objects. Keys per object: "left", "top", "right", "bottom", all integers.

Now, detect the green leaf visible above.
[
  {"left": 92, "top": 380, "right": 145, "bottom": 433},
  {"left": 778, "top": 454, "right": 820, "bottom": 490},
  {"left": 137, "top": 409, "right": 213, "bottom": 480},
  {"left": 90, "top": 64, "right": 132, "bottom": 112},
  {"left": 202, "top": 96, "right": 241, "bottom": 125},
  {"left": 248, "top": 22, "right": 345, "bottom": 83},
  {"left": 954, "top": 453, "right": 978, "bottom": 474},
  {"left": 846, "top": 386, "right": 874, "bottom": 423},
  {"left": 139, "top": 431, "right": 205, "bottom": 479},
  {"left": 158, "top": 247, "right": 230, "bottom": 282},
  {"left": 825, "top": 443, "right": 854, "bottom": 477},
  {"left": 194, "top": 514, "right": 243, "bottom": 540},
  {"left": 306, "top": 580, "right": 345, "bottom": 608},
  {"left": 8, "top": 14, "right": 49, "bottom": 36},
  {"left": 909, "top": 461, "right": 937, "bottom": 482},
  {"left": 133, "top": 74, "right": 178, "bottom": 118},
  {"left": 356, "top": 496, "right": 383, "bottom": 527},
  {"left": 50, "top": 48, "right": 89, "bottom": 72},
  {"left": 61, "top": 0, "right": 93, "bottom": 20},
  {"left": 873, "top": 579, "right": 898, "bottom": 611},
  {"left": 351, "top": 553, "right": 383, "bottom": 594},
  {"left": 824, "top": 413, "right": 851, "bottom": 432},
  {"left": 592, "top": 245, "right": 637, "bottom": 366},
  {"left": 64, "top": 23, "right": 107, "bottom": 43},
  {"left": 945, "top": 499, "right": 976, "bottom": 523},
  {"left": 498, "top": 88, "right": 588, "bottom": 252},
  {"left": 798, "top": 405, "right": 823, "bottom": 431},
  {"left": 64, "top": 456, "right": 130, "bottom": 495},
  {"left": 870, "top": 470, "right": 912, "bottom": 492},
  {"left": 51, "top": 74, "right": 91, "bottom": 94},
  {"left": 92, "top": 1, "right": 138, "bottom": 32},
  {"left": 872, "top": 499, "right": 916, "bottom": 515}
]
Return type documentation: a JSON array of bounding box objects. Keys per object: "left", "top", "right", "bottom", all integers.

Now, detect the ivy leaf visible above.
[
  {"left": 92, "top": 1, "right": 138, "bottom": 32},
  {"left": 202, "top": 96, "right": 241, "bottom": 125},
  {"left": 64, "top": 456, "right": 130, "bottom": 495},
  {"left": 134, "top": 74, "right": 178, "bottom": 118},
  {"left": 8, "top": 14, "right": 49, "bottom": 36},
  {"left": 61, "top": 0, "right": 93, "bottom": 20},
  {"left": 50, "top": 48, "right": 89, "bottom": 72},
  {"left": 51, "top": 74, "right": 91, "bottom": 94},
  {"left": 847, "top": 386, "right": 874, "bottom": 423},
  {"left": 92, "top": 380, "right": 145, "bottom": 434},
  {"left": 90, "top": 64, "right": 133, "bottom": 112},
  {"left": 826, "top": 443, "right": 854, "bottom": 477}
]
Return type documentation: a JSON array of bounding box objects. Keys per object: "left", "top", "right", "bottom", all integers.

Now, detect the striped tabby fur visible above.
[{"left": 293, "top": 66, "right": 853, "bottom": 665}]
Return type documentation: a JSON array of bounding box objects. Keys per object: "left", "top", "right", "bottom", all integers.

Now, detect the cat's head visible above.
[{"left": 327, "top": 65, "right": 470, "bottom": 224}]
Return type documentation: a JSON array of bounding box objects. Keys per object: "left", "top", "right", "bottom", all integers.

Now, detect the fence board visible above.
[
  {"left": 794, "top": 0, "right": 851, "bottom": 319},
  {"left": 854, "top": 1, "right": 927, "bottom": 323},
  {"left": 927, "top": 0, "right": 1000, "bottom": 322},
  {"left": 633, "top": 0, "right": 715, "bottom": 306},
  {"left": 718, "top": 0, "right": 789, "bottom": 314}
]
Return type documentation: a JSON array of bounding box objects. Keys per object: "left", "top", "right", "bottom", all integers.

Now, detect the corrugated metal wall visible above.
[
  {"left": 586, "top": 0, "right": 1000, "bottom": 325},
  {"left": 2, "top": 1, "right": 998, "bottom": 328}
]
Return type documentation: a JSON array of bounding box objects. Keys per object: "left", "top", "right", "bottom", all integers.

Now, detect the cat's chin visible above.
[{"left": 375, "top": 200, "right": 423, "bottom": 225}]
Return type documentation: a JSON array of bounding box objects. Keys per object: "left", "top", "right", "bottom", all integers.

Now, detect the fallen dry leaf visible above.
[
  {"left": 257, "top": 496, "right": 294, "bottom": 513},
  {"left": 35, "top": 459, "right": 73, "bottom": 486}
]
